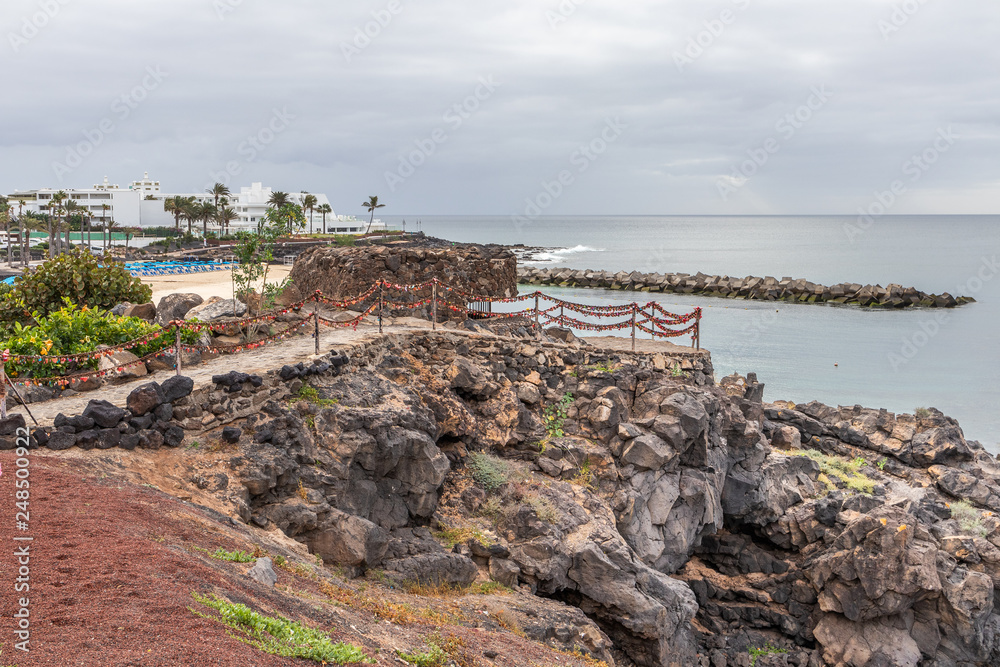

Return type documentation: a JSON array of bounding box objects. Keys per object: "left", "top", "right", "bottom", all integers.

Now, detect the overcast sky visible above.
[{"left": 1, "top": 0, "right": 997, "bottom": 216}]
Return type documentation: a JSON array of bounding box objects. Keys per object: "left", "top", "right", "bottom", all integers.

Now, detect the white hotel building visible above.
[{"left": 7, "top": 173, "right": 376, "bottom": 234}]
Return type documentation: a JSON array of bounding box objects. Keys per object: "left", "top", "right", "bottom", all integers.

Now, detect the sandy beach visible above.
[{"left": 142, "top": 265, "right": 292, "bottom": 303}]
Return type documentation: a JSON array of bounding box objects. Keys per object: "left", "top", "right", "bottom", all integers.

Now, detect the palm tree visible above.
[
  {"left": 217, "top": 206, "right": 239, "bottom": 236},
  {"left": 0, "top": 196, "right": 10, "bottom": 267},
  {"left": 101, "top": 203, "right": 110, "bottom": 252},
  {"left": 208, "top": 183, "right": 230, "bottom": 218},
  {"left": 197, "top": 202, "right": 217, "bottom": 238},
  {"left": 301, "top": 193, "right": 318, "bottom": 234},
  {"left": 16, "top": 199, "right": 29, "bottom": 267},
  {"left": 317, "top": 203, "right": 332, "bottom": 234},
  {"left": 106, "top": 216, "right": 120, "bottom": 252},
  {"left": 180, "top": 198, "right": 199, "bottom": 235},
  {"left": 48, "top": 190, "right": 67, "bottom": 257},
  {"left": 63, "top": 200, "right": 81, "bottom": 252},
  {"left": 362, "top": 195, "right": 385, "bottom": 235},
  {"left": 267, "top": 191, "right": 290, "bottom": 210},
  {"left": 163, "top": 196, "right": 190, "bottom": 233},
  {"left": 84, "top": 209, "right": 92, "bottom": 252}
]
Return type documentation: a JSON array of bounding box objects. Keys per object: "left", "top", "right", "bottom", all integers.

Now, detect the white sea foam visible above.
[{"left": 523, "top": 245, "right": 604, "bottom": 264}]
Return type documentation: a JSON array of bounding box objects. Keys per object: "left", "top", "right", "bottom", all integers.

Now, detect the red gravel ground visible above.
[
  {"left": 0, "top": 453, "right": 605, "bottom": 667},
  {"left": 0, "top": 453, "right": 312, "bottom": 667}
]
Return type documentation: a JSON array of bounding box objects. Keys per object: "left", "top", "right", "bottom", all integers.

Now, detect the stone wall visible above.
[
  {"left": 519, "top": 266, "right": 972, "bottom": 308},
  {"left": 288, "top": 242, "right": 518, "bottom": 318}
]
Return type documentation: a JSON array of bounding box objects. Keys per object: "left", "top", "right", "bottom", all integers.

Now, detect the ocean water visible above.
[{"left": 382, "top": 215, "right": 1000, "bottom": 450}]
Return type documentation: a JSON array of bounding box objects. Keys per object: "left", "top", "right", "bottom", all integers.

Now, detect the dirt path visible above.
[{"left": 7, "top": 318, "right": 427, "bottom": 426}]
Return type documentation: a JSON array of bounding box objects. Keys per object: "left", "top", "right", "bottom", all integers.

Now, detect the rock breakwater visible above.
[{"left": 518, "top": 266, "right": 973, "bottom": 308}]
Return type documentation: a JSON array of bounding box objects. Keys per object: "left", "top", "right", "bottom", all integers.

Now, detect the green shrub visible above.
[
  {"left": 915, "top": 407, "right": 931, "bottom": 418},
  {"left": 0, "top": 250, "right": 151, "bottom": 323},
  {"left": 951, "top": 500, "right": 989, "bottom": 537},
  {"left": 467, "top": 452, "right": 511, "bottom": 493},
  {"left": 209, "top": 548, "right": 256, "bottom": 563},
  {"left": 398, "top": 644, "right": 447, "bottom": 666},
  {"left": 190, "top": 592, "right": 372, "bottom": 664},
  {"left": 542, "top": 393, "right": 574, "bottom": 439},
  {"left": 0, "top": 303, "right": 198, "bottom": 379},
  {"left": 749, "top": 643, "right": 788, "bottom": 666},
  {"left": 797, "top": 449, "right": 877, "bottom": 496}
]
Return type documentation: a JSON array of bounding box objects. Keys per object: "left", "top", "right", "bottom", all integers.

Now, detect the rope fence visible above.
[{"left": 0, "top": 278, "right": 701, "bottom": 391}]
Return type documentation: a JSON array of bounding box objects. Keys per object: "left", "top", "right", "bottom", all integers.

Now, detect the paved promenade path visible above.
[{"left": 8, "top": 319, "right": 706, "bottom": 427}]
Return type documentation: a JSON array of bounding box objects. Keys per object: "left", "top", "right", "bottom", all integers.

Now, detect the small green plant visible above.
[
  {"left": 433, "top": 524, "right": 489, "bottom": 549},
  {"left": 398, "top": 644, "right": 447, "bottom": 667},
  {"left": 526, "top": 494, "right": 559, "bottom": 523},
  {"left": 542, "top": 393, "right": 574, "bottom": 439},
  {"left": 876, "top": 458, "right": 888, "bottom": 470},
  {"left": 467, "top": 452, "right": 512, "bottom": 493},
  {"left": 670, "top": 364, "right": 688, "bottom": 378},
  {"left": 915, "top": 407, "right": 931, "bottom": 418},
  {"left": 570, "top": 458, "right": 596, "bottom": 490},
  {"left": 950, "top": 500, "right": 989, "bottom": 537},
  {"left": 186, "top": 440, "right": 201, "bottom": 451},
  {"left": 587, "top": 363, "right": 615, "bottom": 374},
  {"left": 295, "top": 381, "right": 339, "bottom": 407},
  {"left": 796, "top": 449, "right": 877, "bottom": 496},
  {"left": 749, "top": 642, "right": 788, "bottom": 666},
  {"left": 190, "top": 592, "right": 372, "bottom": 664},
  {"left": 209, "top": 548, "right": 256, "bottom": 563}
]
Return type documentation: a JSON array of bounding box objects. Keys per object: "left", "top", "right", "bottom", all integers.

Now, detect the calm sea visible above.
[{"left": 382, "top": 215, "right": 1000, "bottom": 451}]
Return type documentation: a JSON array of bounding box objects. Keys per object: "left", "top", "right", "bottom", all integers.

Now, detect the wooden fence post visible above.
[
  {"left": 631, "top": 306, "right": 636, "bottom": 352},
  {"left": 174, "top": 325, "right": 182, "bottom": 376},
  {"left": 534, "top": 294, "right": 540, "bottom": 339},
  {"left": 378, "top": 282, "right": 384, "bottom": 334},
  {"left": 0, "top": 358, "right": 7, "bottom": 420},
  {"left": 314, "top": 298, "right": 320, "bottom": 356}
]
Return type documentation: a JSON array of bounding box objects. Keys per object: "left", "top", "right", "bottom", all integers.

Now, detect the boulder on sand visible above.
[{"left": 156, "top": 293, "right": 204, "bottom": 326}]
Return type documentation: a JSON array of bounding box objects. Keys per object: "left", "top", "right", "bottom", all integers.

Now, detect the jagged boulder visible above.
[
  {"left": 384, "top": 553, "right": 478, "bottom": 587},
  {"left": 155, "top": 293, "right": 204, "bottom": 325},
  {"left": 306, "top": 510, "right": 389, "bottom": 570},
  {"left": 186, "top": 296, "right": 247, "bottom": 321}
]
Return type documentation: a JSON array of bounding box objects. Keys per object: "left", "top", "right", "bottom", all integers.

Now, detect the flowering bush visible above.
[{"left": 0, "top": 302, "right": 197, "bottom": 379}]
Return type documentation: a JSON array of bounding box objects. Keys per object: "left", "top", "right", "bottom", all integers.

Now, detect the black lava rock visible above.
[
  {"left": 160, "top": 375, "right": 194, "bottom": 402},
  {"left": 82, "top": 400, "right": 126, "bottom": 429}
]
